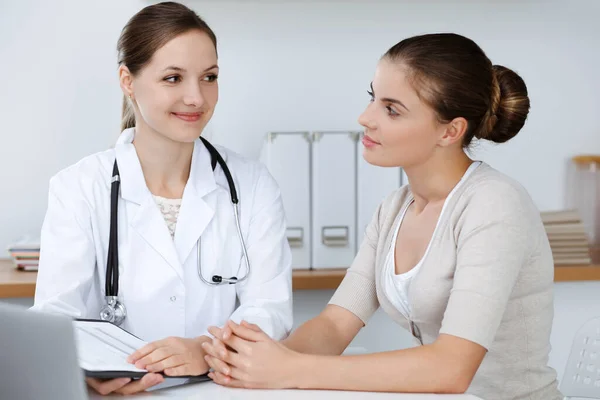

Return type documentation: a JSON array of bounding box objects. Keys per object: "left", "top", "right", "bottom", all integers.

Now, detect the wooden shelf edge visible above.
[
  {"left": 554, "top": 265, "right": 600, "bottom": 282},
  {"left": 0, "top": 269, "right": 349, "bottom": 297},
  {"left": 292, "top": 265, "right": 600, "bottom": 290},
  {"left": 0, "top": 283, "right": 36, "bottom": 299},
  {"left": 292, "top": 268, "right": 347, "bottom": 290},
  {"left": 2, "top": 264, "right": 600, "bottom": 298}
]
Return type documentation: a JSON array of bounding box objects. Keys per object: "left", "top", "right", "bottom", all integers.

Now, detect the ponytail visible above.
[{"left": 121, "top": 95, "right": 136, "bottom": 131}]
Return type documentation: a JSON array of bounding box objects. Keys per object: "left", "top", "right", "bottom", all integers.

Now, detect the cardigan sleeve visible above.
[
  {"left": 439, "top": 181, "right": 539, "bottom": 349},
  {"left": 327, "top": 202, "right": 383, "bottom": 325}
]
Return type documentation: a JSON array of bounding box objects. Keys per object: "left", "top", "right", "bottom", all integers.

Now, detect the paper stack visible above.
[
  {"left": 541, "top": 210, "right": 591, "bottom": 265},
  {"left": 7, "top": 237, "right": 40, "bottom": 271}
]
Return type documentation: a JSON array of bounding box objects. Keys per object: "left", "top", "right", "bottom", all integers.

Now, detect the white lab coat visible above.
[{"left": 32, "top": 128, "right": 293, "bottom": 342}]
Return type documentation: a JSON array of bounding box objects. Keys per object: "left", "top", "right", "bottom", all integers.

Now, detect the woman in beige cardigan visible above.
[{"left": 200, "top": 33, "right": 563, "bottom": 400}]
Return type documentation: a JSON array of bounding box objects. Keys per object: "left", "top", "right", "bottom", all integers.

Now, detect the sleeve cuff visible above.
[{"left": 328, "top": 270, "right": 379, "bottom": 325}]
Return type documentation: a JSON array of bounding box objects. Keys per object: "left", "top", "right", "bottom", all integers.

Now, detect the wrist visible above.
[{"left": 291, "top": 352, "right": 316, "bottom": 389}]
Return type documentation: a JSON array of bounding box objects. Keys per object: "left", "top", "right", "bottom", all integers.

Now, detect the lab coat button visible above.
[{"left": 170, "top": 296, "right": 177, "bottom": 302}]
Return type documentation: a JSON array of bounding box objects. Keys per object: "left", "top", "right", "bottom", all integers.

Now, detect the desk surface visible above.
[{"left": 89, "top": 381, "right": 482, "bottom": 399}]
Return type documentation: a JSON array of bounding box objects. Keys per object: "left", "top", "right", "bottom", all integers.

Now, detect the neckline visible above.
[
  {"left": 390, "top": 161, "right": 482, "bottom": 278},
  {"left": 152, "top": 194, "right": 183, "bottom": 204}
]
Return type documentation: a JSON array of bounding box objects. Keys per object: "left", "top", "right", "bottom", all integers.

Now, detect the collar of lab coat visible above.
[
  {"left": 113, "top": 128, "right": 219, "bottom": 270},
  {"left": 114, "top": 128, "right": 218, "bottom": 204}
]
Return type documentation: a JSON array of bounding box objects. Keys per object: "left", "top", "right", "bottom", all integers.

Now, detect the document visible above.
[
  {"left": 73, "top": 320, "right": 212, "bottom": 383},
  {"left": 73, "top": 320, "right": 148, "bottom": 377}
]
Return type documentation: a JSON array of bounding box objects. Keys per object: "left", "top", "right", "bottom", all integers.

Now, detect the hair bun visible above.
[{"left": 477, "top": 65, "right": 530, "bottom": 143}]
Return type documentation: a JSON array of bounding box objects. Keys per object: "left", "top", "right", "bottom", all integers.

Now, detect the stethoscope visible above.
[{"left": 99, "top": 137, "right": 251, "bottom": 326}]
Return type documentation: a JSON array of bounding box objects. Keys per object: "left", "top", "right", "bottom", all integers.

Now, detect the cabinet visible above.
[
  {"left": 259, "top": 132, "right": 312, "bottom": 270},
  {"left": 260, "top": 130, "right": 403, "bottom": 270},
  {"left": 311, "top": 132, "right": 358, "bottom": 269}
]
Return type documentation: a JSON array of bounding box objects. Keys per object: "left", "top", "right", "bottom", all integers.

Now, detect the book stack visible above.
[
  {"left": 7, "top": 238, "right": 40, "bottom": 271},
  {"left": 541, "top": 210, "right": 592, "bottom": 265}
]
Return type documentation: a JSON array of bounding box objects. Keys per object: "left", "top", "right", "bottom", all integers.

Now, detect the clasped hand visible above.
[{"left": 202, "top": 320, "right": 302, "bottom": 389}]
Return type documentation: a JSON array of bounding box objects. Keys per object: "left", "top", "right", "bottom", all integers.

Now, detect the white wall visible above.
[
  {"left": 1, "top": 0, "right": 600, "bottom": 253},
  {"left": 0, "top": 0, "right": 142, "bottom": 253}
]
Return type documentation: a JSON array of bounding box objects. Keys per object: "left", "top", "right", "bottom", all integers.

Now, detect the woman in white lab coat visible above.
[{"left": 32, "top": 2, "right": 292, "bottom": 395}]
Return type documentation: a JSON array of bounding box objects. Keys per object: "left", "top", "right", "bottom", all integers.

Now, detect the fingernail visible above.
[
  {"left": 221, "top": 350, "right": 226, "bottom": 358},
  {"left": 135, "top": 362, "right": 144, "bottom": 369},
  {"left": 121, "top": 378, "right": 132, "bottom": 384},
  {"left": 204, "top": 355, "right": 210, "bottom": 361}
]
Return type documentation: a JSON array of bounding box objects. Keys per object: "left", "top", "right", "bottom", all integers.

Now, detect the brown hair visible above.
[
  {"left": 116, "top": 1, "right": 217, "bottom": 131},
  {"left": 383, "top": 33, "right": 530, "bottom": 147}
]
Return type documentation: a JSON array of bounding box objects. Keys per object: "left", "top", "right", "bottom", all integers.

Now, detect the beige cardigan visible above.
[{"left": 329, "top": 162, "right": 562, "bottom": 400}]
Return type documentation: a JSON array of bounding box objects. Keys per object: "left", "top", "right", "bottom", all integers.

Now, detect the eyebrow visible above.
[
  {"left": 161, "top": 64, "right": 219, "bottom": 73},
  {"left": 370, "top": 82, "right": 410, "bottom": 112}
]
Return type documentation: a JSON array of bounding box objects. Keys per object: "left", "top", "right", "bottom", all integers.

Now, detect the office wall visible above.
[
  {"left": 1, "top": 0, "right": 600, "bottom": 253},
  {"left": 0, "top": 0, "right": 142, "bottom": 252}
]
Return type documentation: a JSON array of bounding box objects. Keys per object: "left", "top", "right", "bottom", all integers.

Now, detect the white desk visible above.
[{"left": 90, "top": 381, "right": 482, "bottom": 399}]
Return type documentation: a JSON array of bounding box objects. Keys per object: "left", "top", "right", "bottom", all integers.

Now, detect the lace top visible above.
[{"left": 153, "top": 195, "right": 182, "bottom": 238}]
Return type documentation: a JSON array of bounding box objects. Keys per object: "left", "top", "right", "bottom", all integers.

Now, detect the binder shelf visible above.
[{"left": 1, "top": 259, "right": 600, "bottom": 297}]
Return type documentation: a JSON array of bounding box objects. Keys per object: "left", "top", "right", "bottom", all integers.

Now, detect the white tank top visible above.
[{"left": 383, "top": 161, "right": 482, "bottom": 320}]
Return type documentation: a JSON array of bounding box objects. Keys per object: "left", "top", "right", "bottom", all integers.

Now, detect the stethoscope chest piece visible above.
[{"left": 99, "top": 295, "right": 126, "bottom": 326}]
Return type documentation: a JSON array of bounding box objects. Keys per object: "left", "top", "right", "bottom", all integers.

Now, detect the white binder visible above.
[
  {"left": 260, "top": 130, "right": 403, "bottom": 271},
  {"left": 260, "top": 132, "right": 312, "bottom": 270},
  {"left": 311, "top": 131, "right": 358, "bottom": 269}
]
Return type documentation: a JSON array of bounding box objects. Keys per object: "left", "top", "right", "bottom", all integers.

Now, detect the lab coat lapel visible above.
[
  {"left": 130, "top": 198, "right": 183, "bottom": 278},
  {"left": 174, "top": 139, "right": 218, "bottom": 265},
  {"left": 114, "top": 132, "right": 183, "bottom": 279}
]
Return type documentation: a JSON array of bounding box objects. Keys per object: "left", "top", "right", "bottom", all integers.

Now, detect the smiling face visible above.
[
  {"left": 358, "top": 59, "right": 447, "bottom": 168},
  {"left": 119, "top": 29, "right": 219, "bottom": 143}
]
